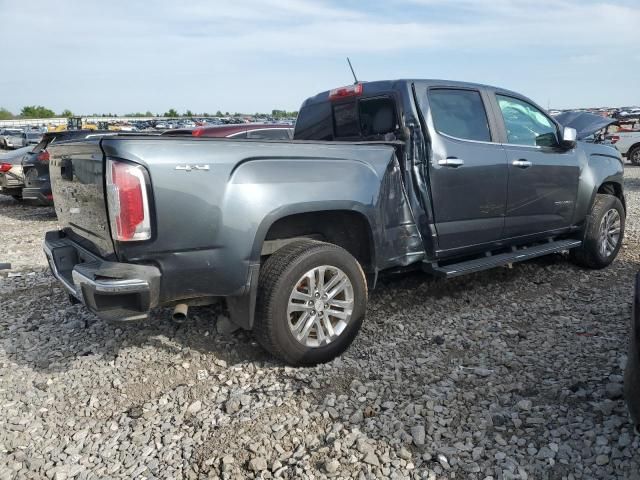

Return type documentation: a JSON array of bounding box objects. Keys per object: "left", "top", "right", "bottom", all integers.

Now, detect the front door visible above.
[
  {"left": 493, "top": 94, "right": 580, "bottom": 239},
  {"left": 423, "top": 87, "right": 508, "bottom": 252}
]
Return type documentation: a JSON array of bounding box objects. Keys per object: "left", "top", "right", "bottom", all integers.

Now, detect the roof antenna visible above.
[{"left": 347, "top": 57, "right": 359, "bottom": 84}]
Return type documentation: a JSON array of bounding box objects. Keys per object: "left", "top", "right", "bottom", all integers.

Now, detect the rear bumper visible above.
[
  {"left": 43, "top": 230, "right": 161, "bottom": 321},
  {"left": 22, "top": 187, "right": 52, "bottom": 204},
  {"left": 0, "top": 170, "right": 24, "bottom": 194}
]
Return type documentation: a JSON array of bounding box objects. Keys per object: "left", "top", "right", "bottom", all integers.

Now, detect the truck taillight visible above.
[
  {"left": 106, "top": 159, "right": 151, "bottom": 241},
  {"left": 329, "top": 83, "right": 363, "bottom": 100},
  {"left": 0, "top": 163, "right": 11, "bottom": 173},
  {"left": 37, "top": 151, "right": 49, "bottom": 163}
]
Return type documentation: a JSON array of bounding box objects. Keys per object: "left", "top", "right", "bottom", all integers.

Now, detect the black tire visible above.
[
  {"left": 570, "top": 194, "right": 624, "bottom": 269},
  {"left": 628, "top": 145, "right": 640, "bottom": 166},
  {"left": 11, "top": 194, "right": 22, "bottom": 201},
  {"left": 254, "top": 239, "right": 367, "bottom": 366}
]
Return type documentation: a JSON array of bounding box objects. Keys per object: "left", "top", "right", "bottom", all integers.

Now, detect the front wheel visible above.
[
  {"left": 254, "top": 239, "right": 367, "bottom": 366},
  {"left": 570, "top": 194, "right": 625, "bottom": 269}
]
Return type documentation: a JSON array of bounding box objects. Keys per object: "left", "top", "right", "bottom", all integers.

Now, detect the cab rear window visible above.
[
  {"left": 294, "top": 95, "right": 398, "bottom": 141},
  {"left": 333, "top": 102, "right": 359, "bottom": 137}
]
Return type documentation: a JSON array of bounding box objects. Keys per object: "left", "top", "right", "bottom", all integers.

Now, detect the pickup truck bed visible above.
[{"left": 47, "top": 136, "right": 419, "bottom": 323}]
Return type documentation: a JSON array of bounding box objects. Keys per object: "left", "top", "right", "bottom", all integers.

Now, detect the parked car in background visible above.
[
  {"left": 606, "top": 130, "right": 640, "bottom": 165},
  {"left": 21, "top": 131, "right": 44, "bottom": 147},
  {"left": 0, "top": 129, "right": 24, "bottom": 149},
  {"left": 0, "top": 146, "right": 33, "bottom": 199},
  {"left": 162, "top": 123, "right": 294, "bottom": 139},
  {"left": 626, "top": 273, "right": 640, "bottom": 432},
  {"left": 21, "top": 130, "right": 114, "bottom": 205},
  {"left": 43, "top": 79, "right": 624, "bottom": 365}
]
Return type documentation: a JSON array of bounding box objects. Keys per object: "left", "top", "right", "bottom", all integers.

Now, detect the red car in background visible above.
[{"left": 162, "top": 124, "right": 294, "bottom": 140}]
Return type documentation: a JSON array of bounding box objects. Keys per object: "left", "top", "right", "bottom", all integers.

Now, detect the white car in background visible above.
[
  {"left": 607, "top": 130, "right": 640, "bottom": 165},
  {"left": 0, "top": 129, "right": 24, "bottom": 149}
]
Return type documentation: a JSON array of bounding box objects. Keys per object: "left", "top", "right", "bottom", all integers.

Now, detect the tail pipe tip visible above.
[{"left": 172, "top": 303, "right": 188, "bottom": 323}]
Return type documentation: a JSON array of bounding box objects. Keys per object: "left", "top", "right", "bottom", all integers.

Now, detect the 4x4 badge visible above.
[{"left": 175, "top": 165, "right": 209, "bottom": 171}]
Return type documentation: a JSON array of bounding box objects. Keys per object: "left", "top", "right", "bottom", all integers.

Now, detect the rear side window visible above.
[{"left": 429, "top": 89, "right": 491, "bottom": 142}]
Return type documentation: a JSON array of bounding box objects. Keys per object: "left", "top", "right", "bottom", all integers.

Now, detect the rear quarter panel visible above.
[{"left": 101, "top": 138, "right": 409, "bottom": 301}]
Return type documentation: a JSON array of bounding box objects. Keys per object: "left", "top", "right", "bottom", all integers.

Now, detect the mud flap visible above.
[{"left": 226, "top": 263, "right": 260, "bottom": 330}]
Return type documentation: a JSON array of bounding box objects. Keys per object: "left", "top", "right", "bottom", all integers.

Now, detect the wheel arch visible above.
[
  {"left": 597, "top": 180, "right": 626, "bottom": 212},
  {"left": 256, "top": 207, "right": 377, "bottom": 273},
  {"left": 626, "top": 142, "right": 640, "bottom": 159}
]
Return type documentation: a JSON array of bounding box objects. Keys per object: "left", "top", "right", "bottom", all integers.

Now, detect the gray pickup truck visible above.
[{"left": 44, "top": 79, "right": 625, "bottom": 365}]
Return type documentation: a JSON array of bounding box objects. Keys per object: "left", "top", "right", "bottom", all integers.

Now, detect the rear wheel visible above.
[
  {"left": 570, "top": 194, "right": 624, "bottom": 269},
  {"left": 628, "top": 145, "right": 640, "bottom": 166},
  {"left": 254, "top": 239, "right": 367, "bottom": 366}
]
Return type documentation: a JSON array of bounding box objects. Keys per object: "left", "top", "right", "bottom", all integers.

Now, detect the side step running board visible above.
[{"left": 423, "top": 239, "right": 582, "bottom": 278}]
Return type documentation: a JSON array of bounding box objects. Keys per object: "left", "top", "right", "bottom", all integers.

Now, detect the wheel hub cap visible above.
[
  {"left": 287, "top": 265, "right": 354, "bottom": 348},
  {"left": 598, "top": 208, "right": 621, "bottom": 258}
]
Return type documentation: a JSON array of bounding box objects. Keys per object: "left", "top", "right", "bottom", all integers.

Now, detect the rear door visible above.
[
  {"left": 491, "top": 93, "right": 580, "bottom": 238},
  {"left": 421, "top": 87, "right": 508, "bottom": 252}
]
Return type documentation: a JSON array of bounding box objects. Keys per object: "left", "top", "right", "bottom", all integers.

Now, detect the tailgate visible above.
[{"left": 49, "top": 140, "right": 115, "bottom": 257}]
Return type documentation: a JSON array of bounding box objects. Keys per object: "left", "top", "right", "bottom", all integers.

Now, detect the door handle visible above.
[
  {"left": 512, "top": 159, "right": 532, "bottom": 168},
  {"left": 438, "top": 157, "right": 464, "bottom": 167}
]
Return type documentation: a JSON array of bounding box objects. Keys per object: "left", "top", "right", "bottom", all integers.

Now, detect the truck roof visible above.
[{"left": 299, "top": 78, "right": 525, "bottom": 107}]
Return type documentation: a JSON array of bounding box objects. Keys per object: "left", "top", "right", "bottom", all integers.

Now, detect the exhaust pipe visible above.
[{"left": 172, "top": 303, "right": 188, "bottom": 323}]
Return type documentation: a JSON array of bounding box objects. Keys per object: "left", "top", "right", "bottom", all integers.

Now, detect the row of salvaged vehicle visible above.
[
  {"left": 0, "top": 123, "right": 293, "bottom": 204},
  {"left": 0, "top": 127, "right": 46, "bottom": 150},
  {"left": 552, "top": 112, "right": 640, "bottom": 165}
]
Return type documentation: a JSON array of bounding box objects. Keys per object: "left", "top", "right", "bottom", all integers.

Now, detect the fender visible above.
[{"left": 573, "top": 143, "right": 625, "bottom": 226}]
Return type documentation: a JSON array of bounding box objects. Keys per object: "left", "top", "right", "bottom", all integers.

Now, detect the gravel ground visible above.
[{"left": 1, "top": 170, "right": 640, "bottom": 480}]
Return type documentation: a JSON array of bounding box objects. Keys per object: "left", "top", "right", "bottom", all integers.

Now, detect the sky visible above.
[{"left": 1, "top": 0, "right": 639, "bottom": 115}]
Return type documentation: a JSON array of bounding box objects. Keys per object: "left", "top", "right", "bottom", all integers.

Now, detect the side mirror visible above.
[{"left": 561, "top": 126, "right": 577, "bottom": 149}]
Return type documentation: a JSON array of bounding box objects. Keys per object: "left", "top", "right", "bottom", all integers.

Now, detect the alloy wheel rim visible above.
[
  {"left": 287, "top": 265, "right": 354, "bottom": 348},
  {"left": 598, "top": 208, "right": 621, "bottom": 258}
]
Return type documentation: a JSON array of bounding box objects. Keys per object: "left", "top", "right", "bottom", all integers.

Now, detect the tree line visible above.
[{"left": 0, "top": 106, "right": 298, "bottom": 120}]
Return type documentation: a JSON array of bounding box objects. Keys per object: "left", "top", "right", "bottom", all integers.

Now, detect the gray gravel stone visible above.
[
  {"left": 411, "top": 425, "right": 425, "bottom": 446},
  {"left": 324, "top": 459, "right": 340, "bottom": 474},
  {"left": 1, "top": 166, "right": 640, "bottom": 478},
  {"left": 248, "top": 457, "right": 268, "bottom": 472}
]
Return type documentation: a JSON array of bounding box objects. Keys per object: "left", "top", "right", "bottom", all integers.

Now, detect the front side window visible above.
[
  {"left": 496, "top": 95, "right": 558, "bottom": 147},
  {"left": 428, "top": 89, "right": 491, "bottom": 142}
]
